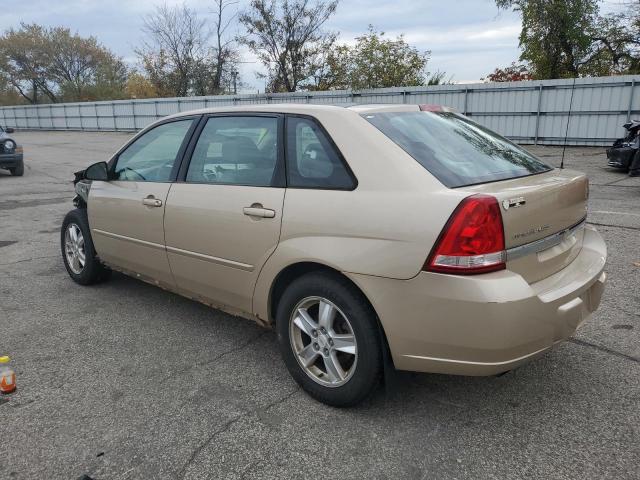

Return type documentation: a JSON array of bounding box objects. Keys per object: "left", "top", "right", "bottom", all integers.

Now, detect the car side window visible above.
[
  {"left": 285, "top": 117, "right": 355, "bottom": 189},
  {"left": 114, "top": 119, "right": 194, "bottom": 182},
  {"left": 186, "top": 116, "right": 279, "bottom": 187}
]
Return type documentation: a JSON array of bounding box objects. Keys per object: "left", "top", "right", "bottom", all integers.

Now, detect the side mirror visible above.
[
  {"left": 5, "top": 127, "right": 14, "bottom": 134},
  {"left": 85, "top": 161, "right": 109, "bottom": 181}
]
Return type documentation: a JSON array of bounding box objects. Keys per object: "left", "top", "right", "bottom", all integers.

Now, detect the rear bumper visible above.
[
  {"left": 0, "top": 153, "right": 23, "bottom": 169},
  {"left": 347, "top": 225, "right": 607, "bottom": 376},
  {"left": 606, "top": 146, "right": 635, "bottom": 169}
]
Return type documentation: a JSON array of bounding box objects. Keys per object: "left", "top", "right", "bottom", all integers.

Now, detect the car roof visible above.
[{"left": 163, "top": 103, "right": 425, "bottom": 121}]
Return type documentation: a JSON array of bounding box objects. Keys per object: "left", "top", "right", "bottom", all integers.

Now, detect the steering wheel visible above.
[
  {"left": 202, "top": 170, "right": 217, "bottom": 182},
  {"left": 121, "top": 167, "right": 146, "bottom": 181}
]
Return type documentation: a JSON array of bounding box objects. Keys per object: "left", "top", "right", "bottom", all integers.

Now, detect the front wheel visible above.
[
  {"left": 61, "top": 209, "right": 111, "bottom": 285},
  {"left": 9, "top": 160, "right": 23, "bottom": 176},
  {"left": 276, "top": 272, "right": 383, "bottom": 407}
]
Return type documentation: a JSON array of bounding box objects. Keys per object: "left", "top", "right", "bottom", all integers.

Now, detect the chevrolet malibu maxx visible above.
[{"left": 61, "top": 104, "right": 607, "bottom": 406}]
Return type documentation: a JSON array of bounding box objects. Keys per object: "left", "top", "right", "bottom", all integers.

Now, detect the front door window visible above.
[{"left": 114, "top": 119, "right": 194, "bottom": 182}]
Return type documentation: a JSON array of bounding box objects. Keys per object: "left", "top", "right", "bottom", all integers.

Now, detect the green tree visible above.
[
  {"left": 346, "top": 27, "right": 430, "bottom": 89},
  {"left": 587, "top": 2, "right": 640, "bottom": 74},
  {"left": 239, "top": 0, "right": 339, "bottom": 92},
  {"left": 47, "top": 29, "right": 128, "bottom": 101},
  {"left": 498, "top": 0, "right": 640, "bottom": 77},
  {"left": 0, "top": 24, "right": 58, "bottom": 103},
  {"left": 125, "top": 72, "right": 158, "bottom": 99},
  {"left": 496, "top": 0, "right": 598, "bottom": 78},
  {"left": 311, "top": 26, "right": 439, "bottom": 90},
  {"left": 0, "top": 23, "right": 127, "bottom": 103},
  {"left": 310, "top": 44, "right": 351, "bottom": 90},
  {"left": 0, "top": 75, "right": 23, "bottom": 106},
  {"left": 427, "top": 71, "right": 454, "bottom": 86}
]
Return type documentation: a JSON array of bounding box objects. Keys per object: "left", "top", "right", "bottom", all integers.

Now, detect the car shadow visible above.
[{"left": 97, "top": 271, "right": 600, "bottom": 418}]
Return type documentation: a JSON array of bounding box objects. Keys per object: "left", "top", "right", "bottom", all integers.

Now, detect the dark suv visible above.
[{"left": 0, "top": 126, "right": 23, "bottom": 176}]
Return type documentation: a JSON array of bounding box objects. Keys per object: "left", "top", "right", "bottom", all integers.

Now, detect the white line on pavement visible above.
[{"left": 591, "top": 210, "right": 640, "bottom": 217}]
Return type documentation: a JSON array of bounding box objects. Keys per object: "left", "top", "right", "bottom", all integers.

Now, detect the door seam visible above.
[
  {"left": 163, "top": 183, "right": 179, "bottom": 288},
  {"left": 250, "top": 187, "right": 287, "bottom": 318}
]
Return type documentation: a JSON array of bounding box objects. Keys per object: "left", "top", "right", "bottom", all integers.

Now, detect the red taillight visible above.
[{"left": 424, "top": 194, "right": 506, "bottom": 275}]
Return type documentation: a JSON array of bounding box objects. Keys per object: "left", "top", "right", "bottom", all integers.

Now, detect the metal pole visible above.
[
  {"left": 232, "top": 70, "right": 238, "bottom": 95},
  {"left": 131, "top": 101, "right": 136, "bottom": 129},
  {"left": 463, "top": 88, "right": 469, "bottom": 115},
  {"left": 79, "top": 104, "right": 84, "bottom": 131},
  {"left": 154, "top": 100, "right": 159, "bottom": 120},
  {"left": 627, "top": 79, "right": 636, "bottom": 123},
  {"left": 63, "top": 104, "right": 69, "bottom": 129},
  {"left": 36, "top": 105, "right": 42, "bottom": 130},
  {"left": 112, "top": 102, "right": 117, "bottom": 131},
  {"left": 49, "top": 105, "right": 53, "bottom": 130},
  {"left": 94, "top": 102, "right": 99, "bottom": 131},
  {"left": 534, "top": 83, "right": 543, "bottom": 145},
  {"left": 560, "top": 77, "right": 577, "bottom": 169},
  {"left": 1, "top": 107, "right": 6, "bottom": 129}
]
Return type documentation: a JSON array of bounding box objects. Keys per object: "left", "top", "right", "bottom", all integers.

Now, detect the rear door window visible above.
[{"left": 363, "top": 111, "right": 551, "bottom": 187}]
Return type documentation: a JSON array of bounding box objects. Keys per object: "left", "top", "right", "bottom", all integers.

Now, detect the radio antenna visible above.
[{"left": 560, "top": 76, "right": 577, "bottom": 169}]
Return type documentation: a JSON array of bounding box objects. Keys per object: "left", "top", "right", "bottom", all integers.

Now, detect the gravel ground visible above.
[{"left": 0, "top": 131, "right": 638, "bottom": 480}]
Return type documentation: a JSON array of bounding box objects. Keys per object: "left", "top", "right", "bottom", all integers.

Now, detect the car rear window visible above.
[{"left": 362, "top": 111, "right": 551, "bottom": 188}]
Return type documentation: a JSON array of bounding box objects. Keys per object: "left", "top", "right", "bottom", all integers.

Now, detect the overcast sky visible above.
[{"left": 0, "top": 0, "right": 626, "bottom": 92}]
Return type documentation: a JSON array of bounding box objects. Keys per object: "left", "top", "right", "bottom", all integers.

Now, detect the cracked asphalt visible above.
[{"left": 0, "top": 131, "right": 638, "bottom": 479}]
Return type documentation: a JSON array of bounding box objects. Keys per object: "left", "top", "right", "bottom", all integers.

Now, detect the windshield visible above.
[{"left": 363, "top": 111, "right": 552, "bottom": 188}]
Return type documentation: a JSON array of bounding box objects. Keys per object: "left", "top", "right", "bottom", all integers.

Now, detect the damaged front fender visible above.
[{"left": 72, "top": 168, "right": 91, "bottom": 208}]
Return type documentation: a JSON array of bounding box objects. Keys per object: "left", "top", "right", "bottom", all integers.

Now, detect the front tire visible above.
[
  {"left": 61, "top": 209, "right": 111, "bottom": 285},
  {"left": 9, "top": 160, "right": 23, "bottom": 176},
  {"left": 276, "top": 272, "right": 383, "bottom": 407}
]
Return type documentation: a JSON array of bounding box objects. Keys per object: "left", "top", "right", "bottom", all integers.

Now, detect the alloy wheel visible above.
[
  {"left": 289, "top": 296, "right": 358, "bottom": 387},
  {"left": 64, "top": 223, "right": 86, "bottom": 274}
]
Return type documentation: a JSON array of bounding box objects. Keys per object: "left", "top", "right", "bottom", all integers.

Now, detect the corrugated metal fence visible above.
[{"left": 0, "top": 75, "right": 638, "bottom": 146}]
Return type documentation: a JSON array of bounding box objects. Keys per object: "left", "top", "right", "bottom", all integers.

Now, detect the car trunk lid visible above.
[{"left": 462, "top": 169, "right": 589, "bottom": 283}]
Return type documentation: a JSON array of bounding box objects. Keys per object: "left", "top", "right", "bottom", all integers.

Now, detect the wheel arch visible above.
[{"left": 263, "top": 261, "right": 392, "bottom": 362}]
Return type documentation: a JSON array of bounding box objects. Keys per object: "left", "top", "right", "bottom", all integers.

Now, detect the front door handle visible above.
[
  {"left": 243, "top": 205, "right": 276, "bottom": 218},
  {"left": 142, "top": 196, "right": 163, "bottom": 207}
]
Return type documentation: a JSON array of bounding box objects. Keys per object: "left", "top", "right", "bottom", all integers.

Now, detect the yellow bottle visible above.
[{"left": 0, "top": 356, "right": 16, "bottom": 394}]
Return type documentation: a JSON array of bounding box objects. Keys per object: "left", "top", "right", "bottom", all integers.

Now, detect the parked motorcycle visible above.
[{"left": 607, "top": 120, "right": 640, "bottom": 176}]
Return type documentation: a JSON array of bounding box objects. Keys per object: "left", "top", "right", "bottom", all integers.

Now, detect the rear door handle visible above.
[
  {"left": 142, "top": 196, "right": 163, "bottom": 207},
  {"left": 243, "top": 205, "right": 276, "bottom": 218}
]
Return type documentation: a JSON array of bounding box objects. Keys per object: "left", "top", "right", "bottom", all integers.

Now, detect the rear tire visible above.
[
  {"left": 9, "top": 160, "right": 23, "bottom": 176},
  {"left": 61, "top": 209, "right": 111, "bottom": 285},
  {"left": 629, "top": 151, "right": 640, "bottom": 177},
  {"left": 276, "top": 271, "right": 383, "bottom": 407}
]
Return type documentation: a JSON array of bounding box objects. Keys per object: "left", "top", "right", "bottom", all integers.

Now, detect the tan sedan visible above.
[{"left": 61, "top": 104, "right": 607, "bottom": 406}]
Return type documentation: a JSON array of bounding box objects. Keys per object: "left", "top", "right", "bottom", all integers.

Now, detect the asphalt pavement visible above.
[{"left": 0, "top": 131, "right": 638, "bottom": 479}]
